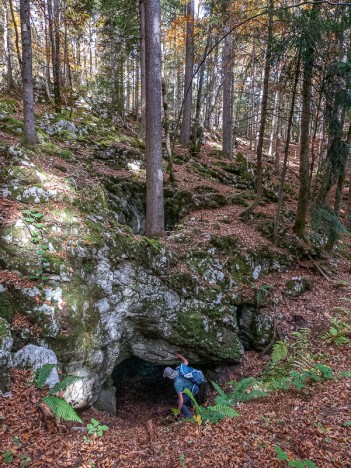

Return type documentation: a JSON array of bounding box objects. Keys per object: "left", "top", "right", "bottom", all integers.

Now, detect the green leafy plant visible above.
[
  {"left": 86, "top": 418, "right": 109, "bottom": 437},
  {"left": 20, "top": 454, "right": 31, "bottom": 466},
  {"left": 35, "top": 365, "right": 82, "bottom": 423},
  {"left": 3, "top": 451, "right": 13, "bottom": 463},
  {"left": 216, "top": 378, "right": 269, "bottom": 405},
  {"left": 322, "top": 318, "right": 350, "bottom": 345},
  {"left": 179, "top": 453, "right": 187, "bottom": 468},
  {"left": 183, "top": 388, "right": 239, "bottom": 424},
  {"left": 264, "top": 328, "right": 315, "bottom": 381},
  {"left": 254, "top": 284, "right": 273, "bottom": 306},
  {"left": 274, "top": 445, "right": 317, "bottom": 467}
]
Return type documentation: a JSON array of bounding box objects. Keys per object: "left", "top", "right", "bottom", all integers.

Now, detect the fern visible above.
[
  {"left": 183, "top": 388, "right": 238, "bottom": 424},
  {"left": 271, "top": 340, "right": 288, "bottom": 363},
  {"left": 211, "top": 380, "right": 228, "bottom": 399},
  {"left": 49, "top": 375, "right": 82, "bottom": 395},
  {"left": 42, "top": 396, "right": 82, "bottom": 423},
  {"left": 226, "top": 377, "right": 269, "bottom": 404},
  {"left": 322, "top": 318, "right": 350, "bottom": 345},
  {"left": 207, "top": 404, "right": 239, "bottom": 418},
  {"left": 35, "top": 364, "right": 57, "bottom": 389}
]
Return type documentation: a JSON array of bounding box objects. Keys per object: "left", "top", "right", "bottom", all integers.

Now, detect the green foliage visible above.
[
  {"left": 3, "top": 451, "right": 13, "bottom": 463},
  {"left": 271, "top": 340, "right": 288, "bottom": 363},
  {"left": 254, "top": 284, "right": 273, "bottom": 307},
  {"left": 35, "top": 364, "right": 57, "bottom": 389},
  {"left": 274, "top": 445, "right": 317, "bottom": 467},
  {"left": 49, "top": 376, "right": 82, "bottom": 395},
  {"left": 86, "top": 418, "right": 109, "bottom": 437},
  {"left": 35, "top": 365, "right": 82, "bottom": 423},
  {"left": 179, "top": 453, "right": 187, "bottom": 468},
  {"left": 20, "top": 454, "right": 31, "bottom": 466},
  {"left": 183, "top": 388, "right": 239, "bottom": 424},
  {"left": 220, "top": 378, "right": 269, "bottom": 405},
  {"left": 322, "top": 318, "right": 350, "bottom": 345},
  {"left": 310, "top": 204, "right": 350, "bottom": 249},
  {"left": 264, "top": 328, "right": 315, "bottom": 381},
  {"left": 42, "top": 396, "right": 83, "bottom": 423}
]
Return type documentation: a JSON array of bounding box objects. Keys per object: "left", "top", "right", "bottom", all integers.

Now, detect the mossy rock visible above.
[
  {"left": 0, "top": 289, "right": 14, "bottom": 322},
  {"left": 0, "top": 115, "right": 24, "bottom": 135},
  {"left": 283, "top": 277, "right": 312, "bottom": 297},
  {"left": 0, "top": 317, "right": 13, "bottom": 392},
  {"left": 210, "top": 235, "right": 239, "bottom": 253},
  {"left": 174, "top": 309, "right": 243, "bottom": 362}
]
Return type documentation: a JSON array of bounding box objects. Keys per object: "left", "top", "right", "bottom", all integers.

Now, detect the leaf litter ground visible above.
[{"left": 1, "top": 128, "right": 351, "bottom": 467}]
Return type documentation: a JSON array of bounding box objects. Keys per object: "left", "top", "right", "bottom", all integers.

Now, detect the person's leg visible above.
[{"left": 180, "top": 393, "right": 193, "bottom": 418}]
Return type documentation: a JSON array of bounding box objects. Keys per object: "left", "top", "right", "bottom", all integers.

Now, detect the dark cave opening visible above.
[{"left": 111, "top": 357, "right": 176, "bottom": 423}]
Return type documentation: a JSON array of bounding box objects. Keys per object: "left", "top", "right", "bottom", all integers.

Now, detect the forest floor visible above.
[{"left": 1, "top": 102, "right": 351, "bottom": 467}]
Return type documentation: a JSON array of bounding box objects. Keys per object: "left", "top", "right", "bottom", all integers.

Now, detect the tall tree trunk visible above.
[
  {"left": 9, "top": 0, "right": 22, "bottom": 69},
  {"left": 249, "top": 49, "right": 256, "bottom": 149},
  {"left": 294, "top": 2, "right": 320, "bottom": 237},
  {"left": 43, "top": 0, "right": 51, "bottom": 100},
  {"left": 48, "top": 0, "right": 61, "bottom": 112},
  {"left": 347, "top": 127, "right": 351, "bottom": 228},
  {"left": 139, "top": 0, "right": 146, "bottom": 138},
  {"left": 19, "top": 0, "right": 36, "bottom": 145},
  {"left": 241, "top": 0, "right": 274, "bottom": 218},
  {"left": 162, "top": 78, "right": 174, "bottom": 182},
  {"left": 144, "top": 0, "right": 164, "bottom": 237},
  {"left": 274, "top": 53, "right": 301, "bottom": 240},
  {"left": 269, "top": 87, "right": 279, "bottom": 157},
  {"left": 222, "top": 5, "right": 234, "bottom": 158},
  {"left": 334, "top": 122, "right": 351, "bottom": 216},
  {"left": 192, "top": 38, "right": 209, "bottom": 156},
  {"left": 273, "top": 90, "right": 284, "bottom": 173},
  {"left": 179, "top": 0, "right": 194, "bottom": 146},
  {"left": 3, "top": 0, "right": 14, "bottom": 90}
]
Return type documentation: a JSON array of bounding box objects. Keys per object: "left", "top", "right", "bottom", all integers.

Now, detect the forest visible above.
[{"left": 0, "top": 0, "right": 351, "bottom": 466}]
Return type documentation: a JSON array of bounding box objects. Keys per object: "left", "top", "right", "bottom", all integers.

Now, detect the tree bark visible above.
[
  {"left": 274, "top": 53, "right": 300, "bottom": 240},
  {"left": 347, "top": 124, "right": 351, "bottom": 228},
  {"left": 3, "top": 0, "right": 14, "bottom": 90},
  {"left": 19, "top": 0, "right": 36, "bottom": 145},
  {"left": 9, "top": 0, "right": 22, "bottom": 69},
  {"left": 179, "top": 0, "right": 194, "bottom": 146},
  {"left": 139, "top": 0, "right": 146, "bottom": 138},
  {"left": 48, "top": 0, "right": 61, "bottom": 112},
  {"left": 294, "top": 1, "right": 320, "bottom": 237},
  {"left": 241, "top": 0, "right": 274, "bottom": 218},
  {"left": 144, "top": 0, "right": 164, "bottom": 237},
  {"left": 222, "top": 5, "right": 234, "bottom": 158}
]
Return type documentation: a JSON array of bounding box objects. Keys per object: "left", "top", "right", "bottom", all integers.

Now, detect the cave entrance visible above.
[{"left": 111, "top": 356, "right": 176, "bottom": 423}]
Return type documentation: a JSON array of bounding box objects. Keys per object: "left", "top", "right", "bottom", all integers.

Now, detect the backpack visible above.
[{"left": 176, "top": 364, "right": 207, "bottom": 386}]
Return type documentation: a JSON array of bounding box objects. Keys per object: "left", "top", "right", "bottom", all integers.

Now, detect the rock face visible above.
[
  {"left": 0, "top": 318, "right": 13, "bottom": 393},
  {"left": 0, "top": 140, "right": 291, "bottom": 409}
]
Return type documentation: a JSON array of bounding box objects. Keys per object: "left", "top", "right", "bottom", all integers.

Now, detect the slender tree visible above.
[
  {"left": 293, "top": 2, "right": 320, "bottom": 237},
  {"left": 19, "top": 0, "right": 36, "bottom": 145},
  {"left": 222, "top": 2, "right": 234, "bottom": 158},
  {"left": 139, "top": 0, "right": 146, "bottom": 138},
  {"left": 241, "top": 0, "right": 274, "bottom": 218},
  {"left": 179, "top": 0, "right": 194, "bottom": 146},
  {"left": 144, "top": 0, "right": 164, "bottom": 237}
]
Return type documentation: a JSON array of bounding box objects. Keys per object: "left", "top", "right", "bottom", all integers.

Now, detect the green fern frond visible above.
[
  {"left": 35, "top": 364, "right": 56, "bottom": 389},
  {"left": 271, "top": 340, "right": 288, "bottom": 363},
  {"left": 42, "top": 396, "right": 82, "bottom": 423},
  {"left": 211, "top": 381, "right": 227, "bottom": 399},
  {"left": 208, "top": 404, "right": 239, "bottom": 418},
  {"left": 49, "top": 375, "right": 82, "bottom": 395}
]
